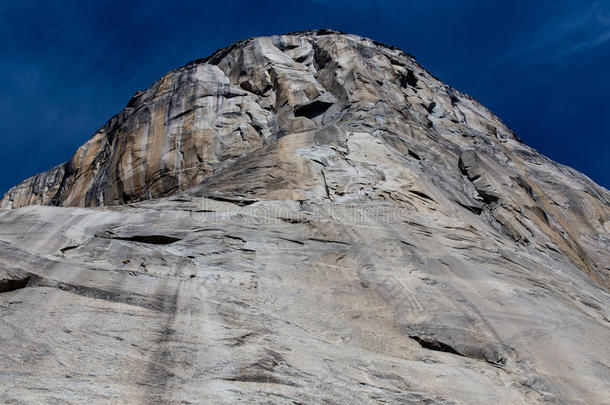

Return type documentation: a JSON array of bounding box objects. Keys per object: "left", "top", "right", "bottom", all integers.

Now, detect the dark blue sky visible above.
[{"left": 1, "top": 0, "right": 608, "bottom": 195}]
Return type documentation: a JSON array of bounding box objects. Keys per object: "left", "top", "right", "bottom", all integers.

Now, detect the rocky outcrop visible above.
[
  {"left": 0, "top": 30, "right": 609, "bottom": 404},
  {"left": 2, "top": 29, "right": 518, "bottom": 208}
]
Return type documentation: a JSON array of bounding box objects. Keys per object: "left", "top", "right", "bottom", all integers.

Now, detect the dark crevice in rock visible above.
[
  {"left": 60, "top": 245, "right": 80, "bottom": 254},
  {"left": 307, "top": 238, "right": 350, "bottom": 245},
  {"left": 313, "top": 43, "right": 332, "bottom": 71},
  {"left": 408, "top": 150, "right": 421, "bottom": 160},
  {"left": 400, "top": 69, "right": 418, "bottom": 88},
  {"left": 294, "top": 100, "right": 333, "bottom": 119},
  {"left": 49, "top": 161, "right": 75, "bottom": 207},
  {"left": 389, "top": 57, "right": 405, "bottom": 67},
  {"left": 409, "top": 190, "right": 435, "bottom": 202},
  {"left": 239, "top": 80, "right": 272, "bottom": 96},
  {"left": 224, "top": 234, "right": 247, "bottom": 243},
  {"left": 401, "top": 240, "right": 417, "bottom": 248},
  {"left": 204, "top": 195, "right": 258, "bottom": 206},
  {"left": 409, "top": 335, "right": 462, "bottom": 356},
  {"left": 458, "top": 154, "right": 500, "bottom": 205},
  {"left": 409, "top": 332, "right": 508, "bottom": 366},
  {"left": 279, "top": 237, "right": 305, "bottom": 246},
  {"left": 477, "top": 190, "right": 500, "bottom": 205},
  {"left": 0, "top": 274, "right": 31, "bottom": 293},
  {"left": 223, "top": 91, "right": 246, "bottom": 100},
  {"left": 112, "top": 235, "right": 182, "bottom": 245},
  {"left": 456, "top": 200, "right": 483, "bottom": 215},
  {"left": 278, "top": 43, "right": 299, "bottom": 51},
  {"left": 311, "top": 158, "right": 327, "bottom": 167},
  {"left": 294, "top": 54, "right": 308, "bottom": 64}
]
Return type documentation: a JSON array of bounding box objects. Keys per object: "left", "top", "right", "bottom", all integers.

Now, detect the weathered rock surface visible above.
[{"left": 0, "top": 29, "right": 609, "bottom": 404}]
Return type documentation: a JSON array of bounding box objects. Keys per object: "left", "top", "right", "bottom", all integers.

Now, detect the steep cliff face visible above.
[
  {"left": 2, "top": 29, "right": 519, "bottom": 208},
  {"left": 3, "top": 30, "right": 608, "bottom": 287},
  {"left": 0, "top": 30, "right": 609, "bottom": 404}
]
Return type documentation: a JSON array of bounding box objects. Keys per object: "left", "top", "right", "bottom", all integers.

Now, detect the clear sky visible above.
[{"left": 1, "top": 0, "right": 608, "bottom": 196}]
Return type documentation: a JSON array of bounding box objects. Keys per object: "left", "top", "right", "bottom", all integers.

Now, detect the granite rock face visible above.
[{"left": 1, "top": 30, "right": 609, "bottom": 404}]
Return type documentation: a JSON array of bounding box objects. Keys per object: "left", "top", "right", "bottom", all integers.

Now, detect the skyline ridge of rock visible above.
[{"left": 1, "top": 28, "right": 523, "bottom": 209}]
